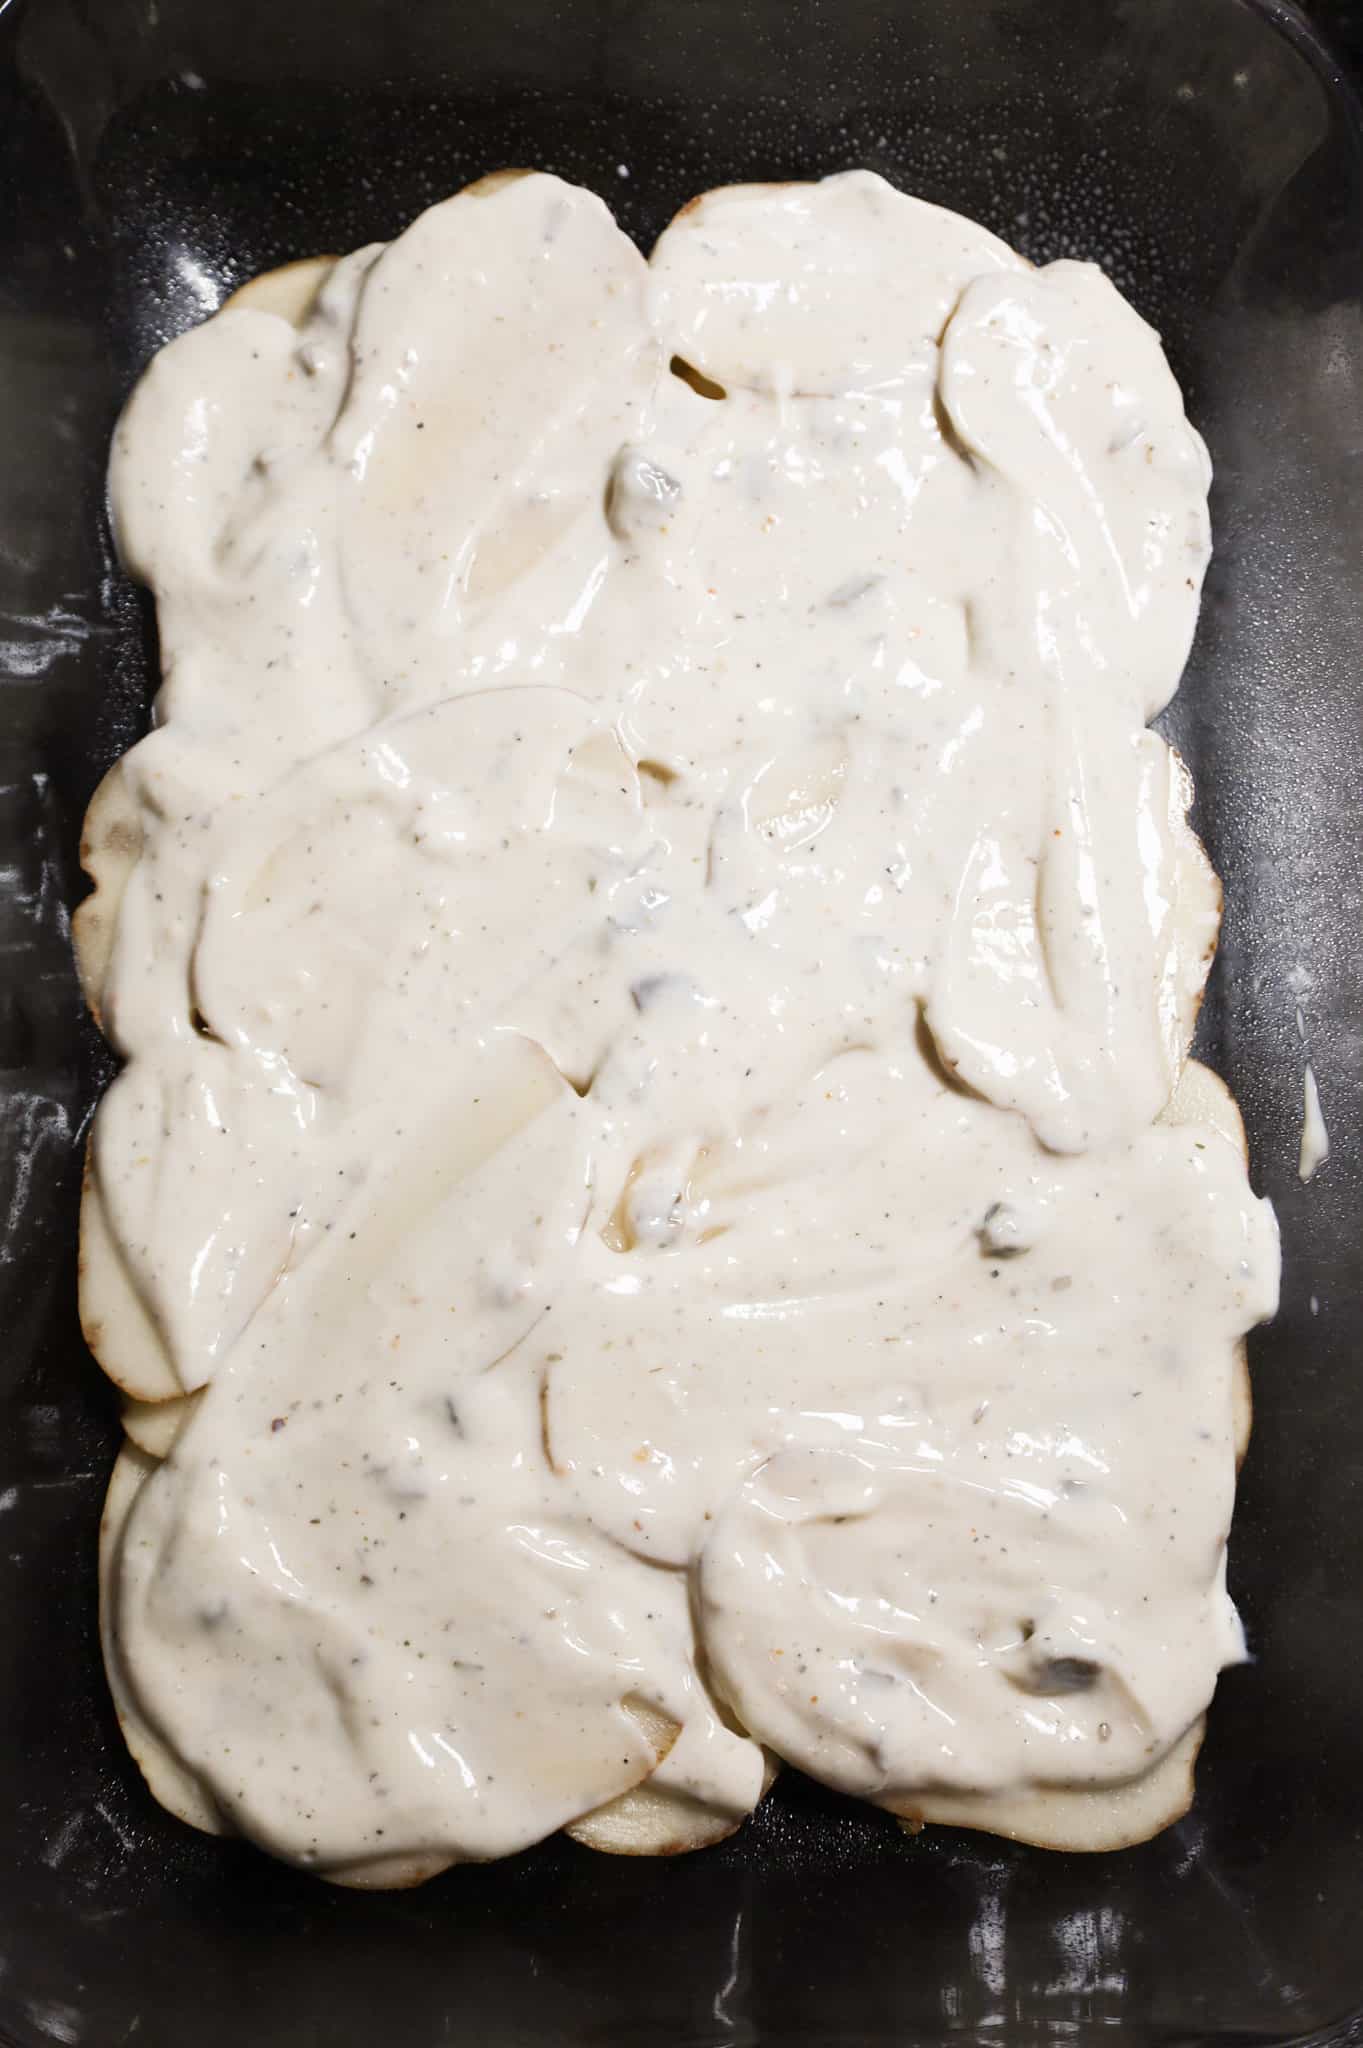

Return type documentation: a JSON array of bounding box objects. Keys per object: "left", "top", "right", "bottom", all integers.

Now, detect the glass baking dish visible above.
[{"left": 2, "top": 0, "right": 1360, "bottom": 2040}]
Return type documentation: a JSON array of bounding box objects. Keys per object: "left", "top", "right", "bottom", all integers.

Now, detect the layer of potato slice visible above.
[
  {"left": 895, "top": 1056, "right": 1250, "bottom": 1852},
  {"left": 100, "top": 1435, "right": 758, "bottom": 1879},
  {"left": 84, "top": 182, "right": 1248, "bottom": 1870}
]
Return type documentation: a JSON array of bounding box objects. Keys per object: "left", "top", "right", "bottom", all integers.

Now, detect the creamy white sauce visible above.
[
  {"left": 89, "top": 171, "right": 1280, "bottom": 1870},
  {"left": 1299, "top": 1062, "right": 1329, "bottom": 1181}
]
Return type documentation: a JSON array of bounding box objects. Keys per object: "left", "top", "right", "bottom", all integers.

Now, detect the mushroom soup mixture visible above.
[{"left": 78, "top": 171, "right": 1279, "bottom": 1881}]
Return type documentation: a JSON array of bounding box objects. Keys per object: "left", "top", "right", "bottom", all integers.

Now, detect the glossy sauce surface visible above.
[{"left": 87, "top": 172, "right": 1279, "bottom": 1870}]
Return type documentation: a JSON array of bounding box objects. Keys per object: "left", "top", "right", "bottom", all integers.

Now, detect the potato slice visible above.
[
  {"left": 119, "top": 1391, "right": 201, "bottom": 1459},
  {"left": 100, "top": 1435, "right": 466, "bottom": 1885},
  {"left": 896, "top": 1056, "right": 1251, "bottom": 1852},
  {"left": 889, "top": 1723, "right": 1204, "bottom": 1852},
  {"left": 566, "top": 1697, "right": 776, "bottom": 1857},
  {"left": 100, "top": 1433, "right": 705, "bottom": 1883},
  {"left": 99, "top": 1444, "right": 225, "bottom": 1838},
  {"left": 568, "top": 1746, "right": 779, "bottom": 1857},
  {"left": 649, "top": 172, "right": 1022, "bottom": 395},
  {"left": 1160, "top": 1055, "right": 1253, "bottom": 1466},
  {"left": 79, "top": 1139, "right": 182, "bottom": 1404},
  {"left": 71, "top": 760, "right": 143, "bottom": 1031},
  {"left": 77, "top": 252, "right": 351, "bottom": 1406},
  {"left": 222, "top": 254, "right": 336, "bottom": 324}
]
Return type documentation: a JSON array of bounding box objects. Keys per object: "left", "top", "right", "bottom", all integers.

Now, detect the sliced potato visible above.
[
  {"left": 223, "top": 255, "right": 336, "bottom": 324},
  {"left": 99, "top": 1444, "right": 226, "bottom": 1838},
  {"left": 566, "top": 1696, "right": 774, "bottom": 1857},
  {"left": 72, "top": 760, "right": 143, "bottom": 1030},
  {"left": 120, "top": 1391, "right": 201, "bottom": 1459},
  {"left": 568, "top": 1745, "right": 778, "bottom": 1857},
  {"left": 79, "top": 1139, "right": 182, "bottom": 1404},
  {"left": 889, "top": 1723, "right": 1203, "bottom": 1852},
  {"left": 99, "top": 1357, "right": 712, "bottom": 1883},
  {"left": 1162, "top": 744, "right": 1224, "bottom": 1080},
  {"left": 896, "top": 1057, "right": 1251, "bottom": 1852},
  {"left": 1159, "top": 1056, "right": 1252, "bottom": 1462}
]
